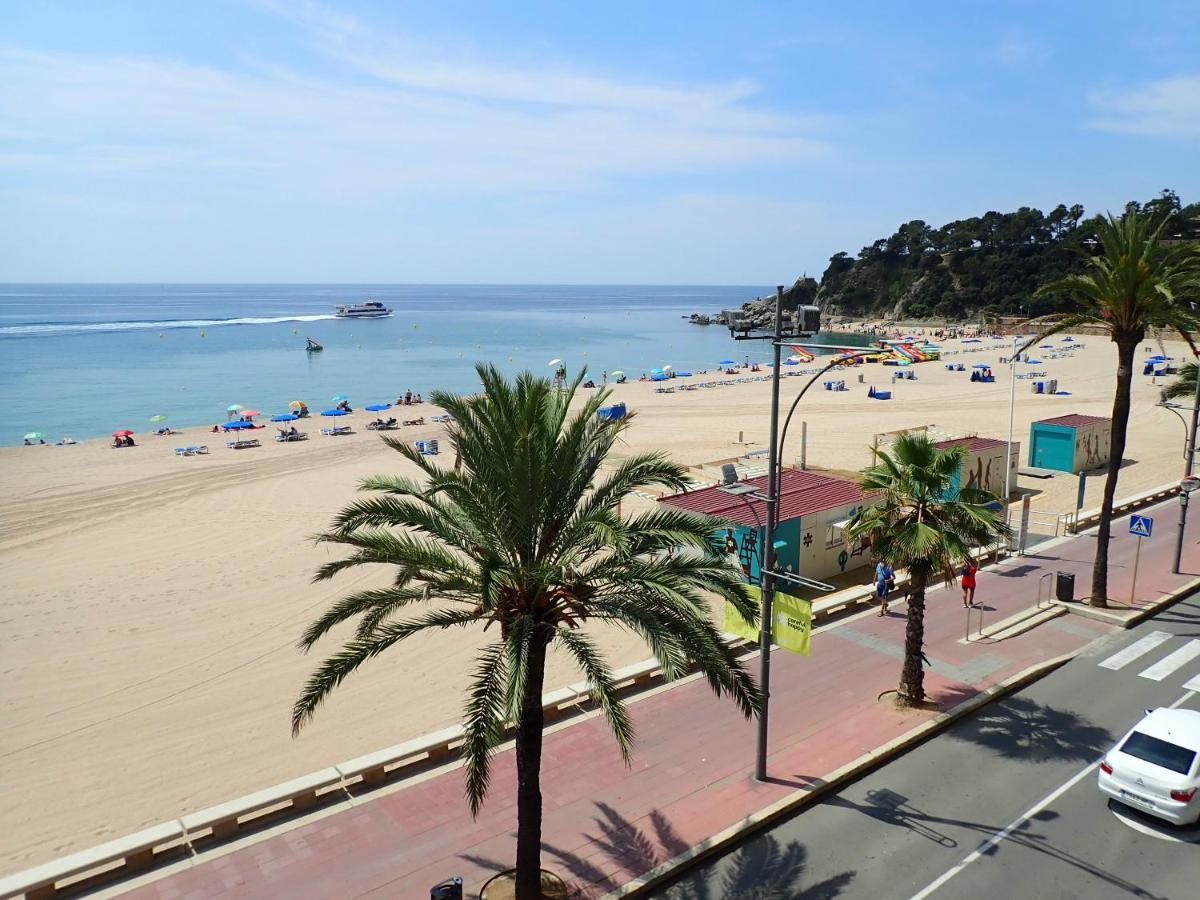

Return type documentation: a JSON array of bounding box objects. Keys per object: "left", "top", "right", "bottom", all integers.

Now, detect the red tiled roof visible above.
[
  {"left": 933, "top": 436, "right": 1009, "bottom": 453},
  {"left": 1035, "top": 414, "right": 1111, "bottom": 429},
  {"left": 658, "top": 469, "right": 870, "bottom": 526}
]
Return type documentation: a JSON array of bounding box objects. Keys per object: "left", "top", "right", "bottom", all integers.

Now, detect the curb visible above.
[
  {"left": 1050, "top": 574, "right": 1200, "bottom": 629},
  {"left": 599, "top": 653, "right": 1076, "bottom": 900}
]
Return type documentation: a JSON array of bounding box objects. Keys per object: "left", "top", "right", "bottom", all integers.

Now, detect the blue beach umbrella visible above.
[
  {"left": 782, "top": 359, "right": 798, "bottom": 366},
  {"left": 650, "top": 367, "right": 664, "bottom": 374},
  {"left": 224, "top": 420, "right": 254, "bottom": 430},
  {"left": 271, "top": 414, "right": 298, "bottom": 422},
  {"left": 322, "top": 408, "right": 349, "bottom": 417},
  {"left": 719, "top": 359, "right": 735, "bottom": 365},
  {"left": 972, "top": 363, "right": 990, "bottom": 369},
  {"left": 365, "top": 403, "right": 391, "bottom": 412}
]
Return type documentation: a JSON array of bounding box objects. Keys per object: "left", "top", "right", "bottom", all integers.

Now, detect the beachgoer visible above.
[
  {"left": 602, "top": 371, "right": 608, "bottom": 384},
  {"left": 961, "top": 561, "right": 978, "bottom": 607},
  {"left": 874, "top": 560, "right": 894, "bottom": 616},
  {"left": 23, "top": 438, "right": 31, "bottom": 446},
  {"left": 404, "top": 390, "right": 412, "bottom": 405},
  {"left": 415, "top": 393, "right": 422, "bottom": 403}
]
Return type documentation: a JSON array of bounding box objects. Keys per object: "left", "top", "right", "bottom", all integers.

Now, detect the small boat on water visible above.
[
  {"left": 305, "top": 337, "right": 323, "bottom": 352},
  {"left": 335, "top": 300, "right": 392, "bottom": 319}
]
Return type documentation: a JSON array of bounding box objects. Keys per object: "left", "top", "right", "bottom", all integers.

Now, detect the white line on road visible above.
[
  {"left": 1097, "top": 631, "right": 1172, "bottom": 670},
  {"left": 1139, "top": 640, "right": 1200, "bottom": 682},
  {"left": 1184, "top": 673, "right": 1200, "bottom": 692},
  {"left": 907, "top": 690, "right": 1197, "bottom": 900}
]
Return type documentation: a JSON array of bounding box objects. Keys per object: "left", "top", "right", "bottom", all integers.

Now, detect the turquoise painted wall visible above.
[{"left": 1029, "top": 423, "right": 1075, "bottom": 472}]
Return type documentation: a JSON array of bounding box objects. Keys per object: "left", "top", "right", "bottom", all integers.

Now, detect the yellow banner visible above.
[{"left": 723, "top": 585, "right": 812, "bottom": 657}]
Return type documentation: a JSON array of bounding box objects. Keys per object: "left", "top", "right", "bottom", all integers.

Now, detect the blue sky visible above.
[{"left": 1, "top": 1, "right": 1197, "bottom": 283}]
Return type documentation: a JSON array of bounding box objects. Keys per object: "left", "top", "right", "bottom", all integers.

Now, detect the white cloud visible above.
[
  {"left": 0, "top": 5, "right": 829, "bottom": 201},
  {"left": 1087, "top": 73, "right": 1200, "bottom": 139},
  {"left": 987, "top": 31, "right": 1049, "bottom": 67}
]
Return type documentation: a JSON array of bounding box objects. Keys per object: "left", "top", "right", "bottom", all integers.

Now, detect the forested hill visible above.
[{"left": 809, "top": 190, "right": 1198, "bottom": 322}]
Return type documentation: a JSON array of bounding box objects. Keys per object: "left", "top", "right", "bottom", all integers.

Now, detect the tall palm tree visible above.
[
  {"left": 1019, "top": 209, "right": 1200, "bottom": 606},
  {"left": 292, "top": 364, "right": 761, "bottom": 898},
  {"left": 846, "top": 433, "right": 1009, "bottom": 706}
]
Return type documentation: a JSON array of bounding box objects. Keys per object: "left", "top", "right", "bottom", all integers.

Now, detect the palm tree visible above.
[
  {"left": 847, "top": 433, "right": 1009, "bottom": 707},
  {"left": 292, "top": 364, "right": 761, "bottom": 898},
  {"left": 1163, "top": 361, "right": 1199, "bottom": 402},
  {"left": 1019, "top": 209, "right": 1200, "bottom": 606}
]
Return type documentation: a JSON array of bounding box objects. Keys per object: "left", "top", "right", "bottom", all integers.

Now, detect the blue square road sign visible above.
[{"left": 1129, "top": 515, "right": 1153, "bottom": 538}]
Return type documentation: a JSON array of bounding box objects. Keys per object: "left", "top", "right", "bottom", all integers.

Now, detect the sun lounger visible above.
[
  {"left": 225, "top": 438, "right": 260, "bottom": 450},
  {"left": 175, "top": 445, "right": 210, "bottom": 456},
  {"left": 320, "top": 426, "right": 353, "bottom": 436},
  {"left": 401, "top": 417, "right": 425, "bottom": 426},
  {"left": 274, "top": 432, "right": 309, "bottom": 442},
  {"left": 430, "top": 414, "right": 454, "bottom": 423},
  {"left": 415, "top": 439, "right": 439, "bottom": 455}
]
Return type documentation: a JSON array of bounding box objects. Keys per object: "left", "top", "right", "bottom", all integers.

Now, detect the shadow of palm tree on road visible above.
[
  {"left": 823, "top": 792, "right": 1169, "bottom": 899},
  {"left": 462, "top": 801, "right": 854, "bottom": 899},
  {"left": 945, "top": 695, "right": 1112, "bottom": 763}
]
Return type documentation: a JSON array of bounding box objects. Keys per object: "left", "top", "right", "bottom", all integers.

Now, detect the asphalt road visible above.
[{"left": 648, "top": 594, "right": 1200, "bottom": 900}]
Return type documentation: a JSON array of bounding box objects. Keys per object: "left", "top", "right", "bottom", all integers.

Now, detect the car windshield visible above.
[{"left": 1120, "top": 731, "right": 1197, "bottom": 775}]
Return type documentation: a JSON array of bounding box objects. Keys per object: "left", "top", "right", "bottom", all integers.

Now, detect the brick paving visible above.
[{"left": 119, "top": 498, "right": 1197, "bottom": 899}]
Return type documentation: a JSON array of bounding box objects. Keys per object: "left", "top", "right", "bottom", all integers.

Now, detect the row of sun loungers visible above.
[
  {"left": 226, "top": 438, "right": 261, "bottom": 450},
  {"left": 174, "top": 445, "right": 209, "bottom": 456},
  {"left": 321, "top": 426, "right": 353, "bottom": 437}
]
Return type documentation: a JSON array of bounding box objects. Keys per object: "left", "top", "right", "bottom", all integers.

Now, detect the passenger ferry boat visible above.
[{"left": 334, "top": 300, "right": 392, "bottom": 319}]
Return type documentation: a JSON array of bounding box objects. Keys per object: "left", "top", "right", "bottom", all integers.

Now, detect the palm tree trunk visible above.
[
  {"left": 514, "top": 631, "right": 549, "bottom": 899},
  {"left": 1091, "top": 334, "right": 1141, "bottom": 607},
  {"left": 898, "top": 573, "right": 927, "bottom": 706}
]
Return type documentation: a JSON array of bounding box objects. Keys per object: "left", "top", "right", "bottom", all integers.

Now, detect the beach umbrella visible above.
[
  {"left": 112, "top": 429, "right": 133, "bottom": 437},
  {"left": 650, "top": 367, "right": 663, "bottom": 375},
  {"left": 331, "top": 395, "right": 348, "bottom": 402},
  {"left": 241, "top": 409, "right": 261, "bottom": 418},
  {"left": 271, "top": 414, "right": 298, "bottom": 422},
  {"left": 224, "top": 420, "right": 254, "bottom": 430},
  {"left": 547, "top": 358, "right": 562, "bottom": 367},
  {"left": 972, "top": 364, "right": 990, "bottom": 369},
  {"left": 288, "top": 400, "right": 306, "bottom": 408},
  {"left": 719, "top": 359, "right": 735, "bottom": 365},
  {"left": 24, "top": 431, "right": 42, "bottom": 440},
  {"left": 662, "top": 364, "right": 673, "bottom": 371},
  {"left": 149, "top": 415, "right": 167, "bottom": 424},
  {"left": 322, "top": 408, "right": 349, "bottom": 417},
  {"left": 365, "top": 403, "right": 391, "bottom": 412},
  {"left": 226, "top": 404, "right": 243, "bottom": 412},
  {"left": 610, "top": 370, "right": 625, "bottom": 378}
]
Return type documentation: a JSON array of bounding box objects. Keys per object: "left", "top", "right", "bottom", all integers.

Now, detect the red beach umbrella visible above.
[
  {"left": 112, "top": 429, "right": 133, "bottom": 437},
  {"left": 241, "top": 410, "right": 261, "bottom": 418}
]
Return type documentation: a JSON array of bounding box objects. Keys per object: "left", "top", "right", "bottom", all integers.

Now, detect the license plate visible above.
[{"left": 1120, "top": 789, "right": 1155, "bottom": 809}]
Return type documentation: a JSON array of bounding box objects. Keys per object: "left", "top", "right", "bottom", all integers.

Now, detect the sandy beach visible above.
[{"left": 1, "top": 332, "right": 1193, "bottom": 872}]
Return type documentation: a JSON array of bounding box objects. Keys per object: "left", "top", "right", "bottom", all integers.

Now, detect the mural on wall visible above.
[
  {"left": 1080, "top": 430, "right": 1106, "bottom": 468},
  {"left": 738, "top": 529, "right": 759, "bottom": 578},
  {"left": 964, "top": 454, "right": 993, "bottom": 492}
]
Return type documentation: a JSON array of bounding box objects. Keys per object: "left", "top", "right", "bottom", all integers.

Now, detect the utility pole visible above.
[{"left": 755, "top": 285, "right": 784, "bottom": 782}]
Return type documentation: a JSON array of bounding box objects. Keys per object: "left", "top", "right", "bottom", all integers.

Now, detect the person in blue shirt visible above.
[{"left": 875, "top": 559, "right": 895, "bottom": 616}]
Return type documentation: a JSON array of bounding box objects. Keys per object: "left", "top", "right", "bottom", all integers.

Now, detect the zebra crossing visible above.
[{"left": 1097, "top": 631, "right": 1200, "bottom": 688}]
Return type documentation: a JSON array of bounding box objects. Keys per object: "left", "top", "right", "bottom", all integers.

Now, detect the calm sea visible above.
[{"left": 0, "top": 284, "right": 867, "bottom": 445}]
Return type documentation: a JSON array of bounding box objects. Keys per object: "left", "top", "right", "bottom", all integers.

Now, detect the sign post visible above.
[{"left": 1128, "top": 515, "right": 1153, "bottom": 606}]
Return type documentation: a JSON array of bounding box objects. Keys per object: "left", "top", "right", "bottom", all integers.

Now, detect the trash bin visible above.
[{"left": 1055, "top": 571, "right": 1075, "bottom": 602}]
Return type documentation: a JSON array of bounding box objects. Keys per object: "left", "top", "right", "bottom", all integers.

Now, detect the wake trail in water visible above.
[{"left": 0, "top": 314, "right": 339, "bottom": 337}]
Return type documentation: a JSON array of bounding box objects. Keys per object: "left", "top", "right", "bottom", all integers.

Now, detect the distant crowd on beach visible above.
[{"left": 832, "top": 320, "right": 987, "bottom": 341}]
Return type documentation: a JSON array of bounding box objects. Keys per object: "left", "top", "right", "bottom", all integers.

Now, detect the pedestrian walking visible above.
[
  {"left": 874, "top": 559, "right": 894, "bottom": 616},
  {"left": 960, "top": 560, "right": 978, "bottom": 607}
]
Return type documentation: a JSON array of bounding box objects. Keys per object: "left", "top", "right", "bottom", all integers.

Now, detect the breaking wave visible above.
[{"left": 0, "top": 314, "right": 339, "bottom": 337}]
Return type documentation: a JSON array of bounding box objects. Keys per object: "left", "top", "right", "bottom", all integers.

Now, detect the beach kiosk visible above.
[
  {"left": 933, "top": 436, "right": 1020, "bottom": 499},
  {"left": 1028, "top": 414, "right": 1112, "bottom": 473},
  {"left": 658, "top": 469, "right": 878, "bottom": 583}
]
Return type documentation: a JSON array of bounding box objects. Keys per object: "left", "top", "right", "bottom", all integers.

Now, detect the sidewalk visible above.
[{"left": 115, "top": 499, "right": 1198, "bottom": 899}]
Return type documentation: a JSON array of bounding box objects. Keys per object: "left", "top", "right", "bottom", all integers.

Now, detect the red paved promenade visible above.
[{"left": 117, "top": 499, "right": 1197, "bottom": 899}]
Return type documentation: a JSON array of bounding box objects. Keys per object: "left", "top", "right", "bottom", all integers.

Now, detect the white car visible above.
[{"left": 1098, "top": 707, "right": 1200, "bottom": 826}]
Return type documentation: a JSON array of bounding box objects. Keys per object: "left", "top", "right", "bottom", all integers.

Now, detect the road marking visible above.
[
  {"left": 1097, "top": 631, "right": 1172, "bottom": 670},
  {"left": 1138, "top": 640, "right": 1200, "bottom": 682},
  {"left": 908, "top": 690, "right": 1197, "bottom": 900},
  {"left": 1185, "top": 673, "right": 1200, "bottom": 692}
]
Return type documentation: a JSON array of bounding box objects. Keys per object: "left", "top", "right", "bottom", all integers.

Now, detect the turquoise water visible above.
[{"left": 0, "top": 285, "right": 867, "bottom": 444}]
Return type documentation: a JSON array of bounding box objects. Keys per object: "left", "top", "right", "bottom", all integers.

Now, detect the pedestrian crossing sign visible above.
[{"left": 1129, "top": 515, "right": 1153, "bottom": 538}]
